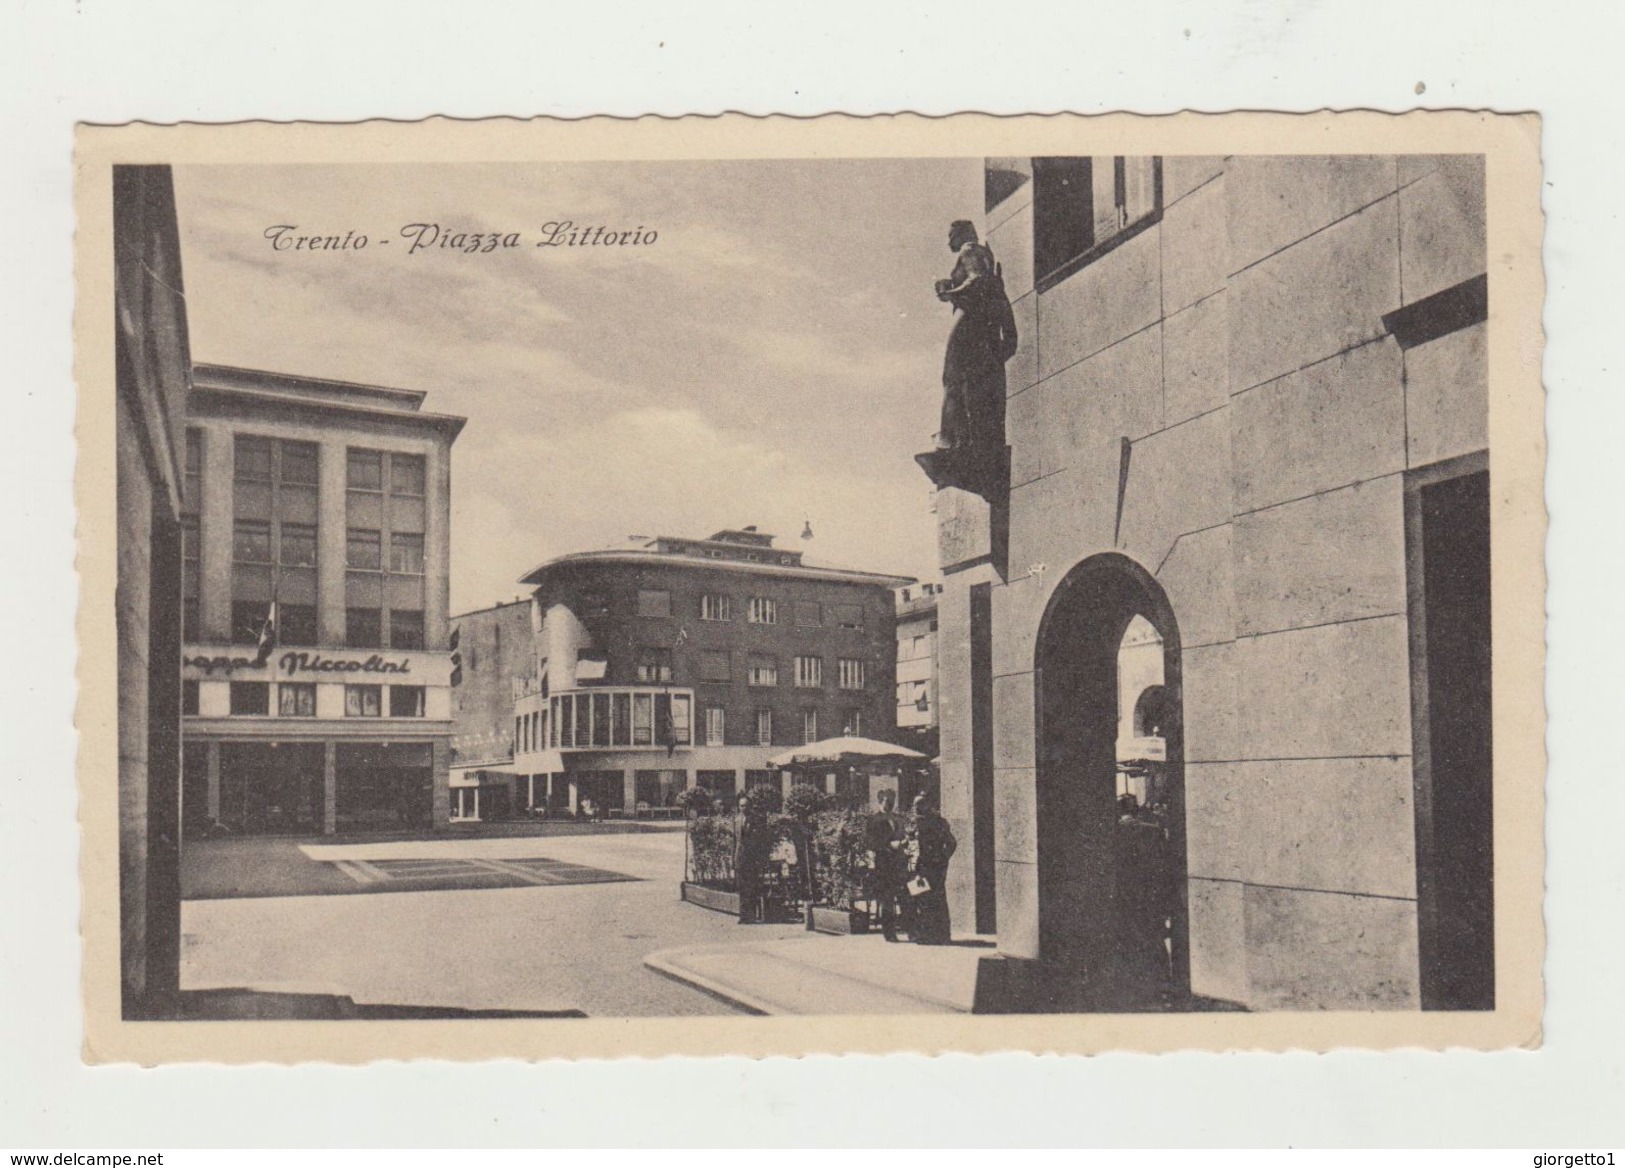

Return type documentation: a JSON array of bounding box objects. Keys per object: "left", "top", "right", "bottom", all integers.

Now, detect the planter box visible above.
[
  {"left": 680, "top": 882, "right": 740, "bottom": 915},
  {"left": 811, "top": 906, "right": 870, "bottom": 935}
]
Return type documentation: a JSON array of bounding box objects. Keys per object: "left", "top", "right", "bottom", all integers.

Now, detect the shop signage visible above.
[
  {"left": 184, "top": 651, "right": 414, "bottom": 676},
  {"left": 184, "top": 653, "right": 263, "bottom": 676},
  {"left": 277, "top": 651, "right": 411, "bottom": 676}
]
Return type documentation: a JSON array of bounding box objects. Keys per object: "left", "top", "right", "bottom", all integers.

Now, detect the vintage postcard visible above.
[{"left": 76, "top": 112, "right": 1546, "bottom": 1063}]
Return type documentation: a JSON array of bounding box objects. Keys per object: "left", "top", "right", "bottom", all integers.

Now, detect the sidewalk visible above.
[{"left": 645, "top": 930, "right": 997, "bottom": 1015}]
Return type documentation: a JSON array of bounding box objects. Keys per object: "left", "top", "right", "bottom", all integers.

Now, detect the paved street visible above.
[
  {"left": 646, "top": 933, "right": 992, "bottom": 1015},
  {"left": 181, "top": 826, "right": 808, "bottom": 1017}
]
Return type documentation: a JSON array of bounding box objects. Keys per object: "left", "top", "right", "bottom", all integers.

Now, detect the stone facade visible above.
[
  {"left": 180, "top": 365, "right": 465, "bottom": 835},
  {"left": 113, "top": 165, "right": 192, "bottom": 1016},
  {"left": 936, "top": 154, "right": 1488, "bottom": 1011}
]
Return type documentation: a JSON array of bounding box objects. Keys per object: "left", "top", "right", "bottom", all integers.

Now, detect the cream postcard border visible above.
[{"left": 74, "top": 111, "right": 1546, "bottom": 1064}]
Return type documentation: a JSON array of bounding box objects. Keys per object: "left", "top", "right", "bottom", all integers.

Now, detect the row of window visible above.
[
  {"left": 521, "top": 692, "right": 691, "bottom": 751},
  {"left": 185, "top": 680, "right": 427, "bottom": 718},
  {"left": 222, "top": 521, "right": 426, "bottom": 573},
  {"left": 222, "top": 435, "right": 428, "bottom": 496},
  {"left": 631, "top": 649, "right": 866, "bottom": 689},
  {"left": 186, "top": 434, "right": 429, "bottom": 509},
  {"left": 513, "top": 697, "right": 862, "bottom": 753},
  {"left": 699, "top": 706, "right": 861, "bottom": 746},
  {"left": 211, "top": 602, "right": 425, "bottom": 649},
  {"left": 184, "top": 429, "right": 430, "bottom": 520},
  {"left": 631, "top": 589, "right": 866, "bottom": 630}
]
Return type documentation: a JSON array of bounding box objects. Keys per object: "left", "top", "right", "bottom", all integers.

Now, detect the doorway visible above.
[
  {"left": 1406, "top": 457, "right": 1493, "bottom": 1010},
  {"left": 218, "top": 742, "right": 324, "bottom": 835},
  {"left": 334, "top": 742, "right": 433, "bottom": 833},
  {"left": 1033, "top": 553, "right": 1190, "bottom": 1009}
]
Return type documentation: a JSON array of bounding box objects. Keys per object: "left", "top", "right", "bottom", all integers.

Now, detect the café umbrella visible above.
[{"left": 766, "top": 737, "right": 929, "bottom": 768}]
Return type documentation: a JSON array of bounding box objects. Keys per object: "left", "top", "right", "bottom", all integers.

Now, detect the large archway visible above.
[{"left": 1034, "top": 552, "right": 1190, "bottom": 1009}]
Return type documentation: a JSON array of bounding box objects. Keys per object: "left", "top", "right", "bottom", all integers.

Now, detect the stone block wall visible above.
[{"left": 937, "top": 154, "right": 1487, "bottom": 1010}]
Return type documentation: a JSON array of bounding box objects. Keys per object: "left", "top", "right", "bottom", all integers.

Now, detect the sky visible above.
[{"left": 173, "top": 158, "right": 982, "bottom": 615}]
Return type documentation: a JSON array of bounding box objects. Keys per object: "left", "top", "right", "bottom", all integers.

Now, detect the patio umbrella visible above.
[{"left": 766, "top": 736, "right": 929, "bottom": 768}]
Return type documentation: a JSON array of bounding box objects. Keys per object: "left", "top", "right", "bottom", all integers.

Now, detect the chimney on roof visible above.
[{"left": 743, "top": 525, "right": 757, "bottom": 532}]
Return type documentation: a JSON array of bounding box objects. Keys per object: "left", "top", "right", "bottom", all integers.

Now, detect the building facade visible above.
[
  {"left": 448, "top": 598, "right": 533, "bottom": 822},
  {"left": 894, "top": 582, "right": 941, "bottom": 758},
  {"left": 935, "top": 154, "right": 1491, "bottom": 1011},
  {"left": 113, "top": 164, "right": 191, "bottom": 1016},
  {"left": 508, "top": 528, "right": 913, "bottom": 814},
  {"left": 179, "top": 365, "right": 465, "bottom": 836}
]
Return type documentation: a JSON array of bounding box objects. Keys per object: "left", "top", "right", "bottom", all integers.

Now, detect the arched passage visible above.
[
  {"left": 1034, "top": 552, "right": 1190, "bottom": 1009},
  {"left": 1132, "top": 685, "right": 1168, "bottom": 739}
]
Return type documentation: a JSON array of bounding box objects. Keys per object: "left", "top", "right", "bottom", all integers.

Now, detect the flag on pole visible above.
[{"left": 253, "top": 600, "right": 278, "bottom": 665}]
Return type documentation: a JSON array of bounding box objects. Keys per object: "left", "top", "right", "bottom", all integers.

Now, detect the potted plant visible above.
[
  {"left": 679, "top": 806, "right": 741, "bottom": 914},
  {"left": 809, "top": 808, "right": 873, "bottom": 934}
]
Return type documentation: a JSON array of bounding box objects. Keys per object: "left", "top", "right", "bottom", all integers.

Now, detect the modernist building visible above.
[
  {"left": 447, "top": 598, "right": 532, "bottom": 822},
  {"left": 894, "top": 582, "right": 942, "bottom": 758},
  {"left": 507, "top": 527, "right": 913, "bottom": 814},
  {"left": 934, "top": 154, "right": 1491, "bottom": 1012},
  {"left": 113, "top": 164, "right": 190, "bottom": 1016},
  {"left": 178, "top": 364, "right": 465, "bottom": 835}
]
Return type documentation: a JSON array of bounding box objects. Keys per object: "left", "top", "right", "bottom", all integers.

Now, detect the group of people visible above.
[
  {"left": 731, "top": 788, "right": 959, "bottom": 944},
  {"left": 864, "top": 789, "right": 958, "bottom": 945}
]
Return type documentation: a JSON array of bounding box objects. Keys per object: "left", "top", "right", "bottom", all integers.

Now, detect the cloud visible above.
[
  {"left": 172, "top": 157, "right": 981, "bottom": 614},
  {"left": 450, "top": 405, "right": 931, "bottom": 611},
  {"left": 733, "top": 325, "right": 939, "bottom": 386}
]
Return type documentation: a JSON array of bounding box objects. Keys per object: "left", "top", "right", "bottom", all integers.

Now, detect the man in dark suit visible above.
[
  {"left": 864, "top": 789, "right": 908, "bottom": 941},
  {"left": 735, "top": 796, "right": 774, "bottom": 924}
]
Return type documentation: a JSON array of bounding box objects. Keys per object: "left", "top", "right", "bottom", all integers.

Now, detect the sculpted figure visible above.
[{"left": 934, "top": 220, "right": 1018, "bottom": 457}]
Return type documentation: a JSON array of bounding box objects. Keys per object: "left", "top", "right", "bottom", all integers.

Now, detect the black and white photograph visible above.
[{"left": 83, "top": 114, "right": 1545, "bottom": 1060}]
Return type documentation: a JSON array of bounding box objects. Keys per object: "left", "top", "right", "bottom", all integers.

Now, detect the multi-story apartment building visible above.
[
  {"left": 894, "top": 582, "right": 941, "bottom": 756},
  {"left": 507, "top": 527, "right": 913, "bottom": 814},
  {"left": 932, "top": 154, "right": 1493, "bottom": 1012},
  {"left": 178, "top": 364, "right": 465, "bottom": 836}
]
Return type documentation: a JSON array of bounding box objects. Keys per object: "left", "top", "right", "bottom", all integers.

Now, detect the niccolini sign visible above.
[
  {"left": 278, "top": 651, "right": 411, "bottom": 675},
  {"left": 184, "top": 651, "right": 412, "bottom": 677}
]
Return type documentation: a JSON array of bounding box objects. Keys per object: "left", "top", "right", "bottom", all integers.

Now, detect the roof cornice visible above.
[{"left": 519, "top": 549, "right": 915, "bottom": 589}]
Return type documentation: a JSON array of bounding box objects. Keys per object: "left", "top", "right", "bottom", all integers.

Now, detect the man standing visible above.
[
  {"left": 907, "top": 794, "right": 959, "bottom": 945},
  {"left": 735, "top": 795, "right": 774, "bottom": 925},
  {"left": 1111, "top": 793, "right": 1176, "bottom": 1001},
  {"left": 864, "top": 789, "right": 908, "bottom": 942}
]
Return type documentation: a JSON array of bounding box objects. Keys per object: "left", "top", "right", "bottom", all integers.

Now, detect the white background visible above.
[{"left": 2, "top": 0, "right": 1621, "bottom": 1148}]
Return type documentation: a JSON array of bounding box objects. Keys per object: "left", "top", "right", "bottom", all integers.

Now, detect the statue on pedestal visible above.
[{"left": 917, "top": 220, "right": 1018, "bottom": 499}]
